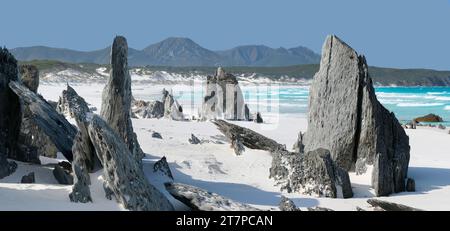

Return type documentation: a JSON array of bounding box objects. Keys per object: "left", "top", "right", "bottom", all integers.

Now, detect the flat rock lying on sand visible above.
[
  {"left": 165, "top": 182, "right": 260, "bottom": 211},
  {"left": 20, "top": 172, "right": 35, "bottom": 184},
  {"left": 188, "top": 134, "right": 202, "bottom": 144},
  {"left": 303, "top": 35, "right": 410, "bottom": 196},
  {"left": 0, "top": 48, "right": 21, "bottom": 178},
  {"left": 89, "top": 115, "right": 174, "bottom": 211},
  {"left": 101, "top": 36, "right": 144, "bottom": 163},
  {"left": 270, "top": 148, "right": 353, "bottom": 198},
  {"left": 367, "top": 199, "right": 423, "bottom": 211},
  {"left": 213, "top": 120, "right": 285, "bottom": 152},
  {"left": 9, "top": 81, "right": 76, "bottom": 162},
  {"left": 279, "top": 196, "right": 301, "bottom": 211}
]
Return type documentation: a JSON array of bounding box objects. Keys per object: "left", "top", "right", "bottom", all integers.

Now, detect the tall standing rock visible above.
[
  {"left": 201, "top": 67, "right": 249, "bottom": 120},
  {"left": 101, "top": 36, "right": 143, "bottom": 162},
  {"left": 0, "top": 48, "right": 20, "bottom": 178},
  {"left": 303, "top": 35, "right": 410, "bottom": 196}
]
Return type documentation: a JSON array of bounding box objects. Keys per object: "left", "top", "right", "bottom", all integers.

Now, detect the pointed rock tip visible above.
[{"left": 325, "top": 35, "right": 356, "bottom": 52}]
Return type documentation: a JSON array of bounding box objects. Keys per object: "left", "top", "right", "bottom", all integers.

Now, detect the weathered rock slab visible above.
[
  {"left": 303, "top": 35, "right": 409, "bottom": 196},
  {"left": 270, "top": 148, "right": 353, "bottom": 198},
  {"left": 88, "top": 115, "right": 173, "bottom": 211},
  {"left": 0, "top": 48, "right": 21, "bottom": 178},
  {"left": 165, "top": 182, "right": 260, "bottom": 211}
]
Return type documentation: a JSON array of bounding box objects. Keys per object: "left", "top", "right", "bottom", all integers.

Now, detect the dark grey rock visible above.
[
  {"left": 292, "top": 131, "right": 305, "bottom": 153},
  {"left": 244, "top": 104, "right": 251, "bottom": 121},
  {"left": 303, "top": 35, "right": 409, "bottom": 196},
  {"left": 88, "top": 115, "right": 174, "bottom": 211},
  {"left": 9, "top": 81, "right": 76, "bottom": 162},
  {"left": 231, "top": 138, "right": 245, "bottom": 156},
  {"left": 19, "top": 64, "right": 39, "bottom": 93},
  {"left": 100, "top": 36, "right": 144, "bottom": 163},
  {"left": 279, "top": 196, "right": 300, "bottom": 211},
  {"left": 438, "top": 124, "right": 446, "bottom": 130},
  {"left": 58, "top": 85, "right": 98, "bottom": 203},
  {"left": 69, "top": 132, "right": 93, "bottom": 203},
  {"left": 132, "top": 99, "right": 164, "bottom": 119},
  {"left": 153, "top": 156, "right": 173, "bottom": 180},
  {"left": 58, "top": 161, "right": 72, "bottom": 172},
  {"left": 255, "top": 112, "right": 263, "bottom": 123},
  {"left": 16, "top": 66, "right": 57, "bottom": 163},
  {"left": 213, "top": 119, "right": 285, "bottom": 152},
  {"left": 414, "top": 113, "right": 443, "bottom": 123},
  {"left": 0, "top": 48, "right": 21, "bottom": 179},
  {"left": 165, "top": 182, "right": 260, "bottom": 211},
  {"left": 21, "top": 172, "right": 35, "bottom": 183},
  {"left": 201, "top": 67, "right": 248, "bottom": 120},
  {"left": 47, "top": 100, "right": 58, "bottom": 110},
  {"left": 367, "top": 199, "right": 423, "bottom": 211},
  {"left": 406, "top": 178, "right": 415, "bottom": 192},
  {"left": 307, "top": 207, "right": 334, "bottom": 211},
  {"left": 270, "top": 148, "right": 353, "bottom": 198},
  {"left": 152, "top": 132, "right": 163, "bottom": 139},
  {"left": 53, "top": 165, "right": 74, "bottom": 185},
  {"left": 189, "top": 134, "right": 202, "bottom": 144}
]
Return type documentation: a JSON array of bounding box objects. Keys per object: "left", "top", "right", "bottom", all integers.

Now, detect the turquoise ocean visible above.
[{"left": 143, "top": 85, "right": 450, "bottom": 125}]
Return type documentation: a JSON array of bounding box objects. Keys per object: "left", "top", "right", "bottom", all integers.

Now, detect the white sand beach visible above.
[{"left": 1, "top": 83, "right": 449, "bottom": 211}]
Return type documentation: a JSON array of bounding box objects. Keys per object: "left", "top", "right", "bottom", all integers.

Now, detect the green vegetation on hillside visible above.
[{"left": 18, "top": 60, "right": 450, "bottom": 86}]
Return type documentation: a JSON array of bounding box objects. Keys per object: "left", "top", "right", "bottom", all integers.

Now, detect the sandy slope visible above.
[{"left": 1, "top": 83, "right": 449, "bottom": 211}]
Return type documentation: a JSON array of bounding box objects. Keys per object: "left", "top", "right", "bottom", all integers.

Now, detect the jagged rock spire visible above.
[
  {"left": 100, "top": 36, "right": 144, "bottom": 162},
  {"left": 303, "top": 35, "right": 410, "bottom": 196}
]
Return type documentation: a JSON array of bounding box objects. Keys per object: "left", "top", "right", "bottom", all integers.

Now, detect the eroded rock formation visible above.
[
  {"left": 16, "top": 64, "right": 60, "bottom": 163},
  {"left": 162, "top": 89, "right": 184, "bottom": 120},
  {"left": 131, "top": 99, "right": 164, "bottom": 119},
  {"left": 9, "top": 81, "right": 76, "bottom": 162},
  {"left": 88, "top": 115, "right": 174, "bottom": 211},
  {"left": 303, "top": 35, "right": 410, "bottom": 196},
  {"left": 0, "top": 48, "right": 20, "bottom": 178},
  {"left": 201, "top": 67, "right": 250, "bottom": 120},
  {"left": 19, "top": 65, "right": 39, "bottom": 93},
  {"left": 270, "top": 148, "right": 352, "bottom": 198},
  {"left": 101, "top": 36, "right": 144, "bottom": 163},
  {"left": 165, "top": 182, "right": 260, "bottom": 211},
  {"left": 213, "top": 119, "right": 285, "bottom": 152}
]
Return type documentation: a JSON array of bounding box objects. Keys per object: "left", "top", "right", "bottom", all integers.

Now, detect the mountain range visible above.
[{"left": 10, "top": 37, "right": 320, "bottom": 67}]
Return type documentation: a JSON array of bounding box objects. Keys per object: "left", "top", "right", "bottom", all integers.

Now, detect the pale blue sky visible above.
[{"left": 1, "top": 0, "right": 449, "bottom": 70}]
